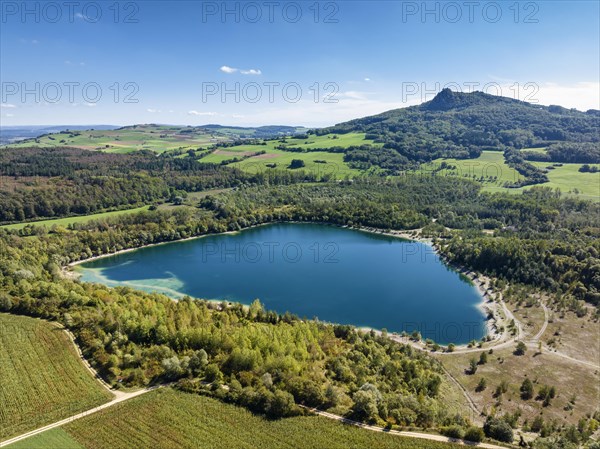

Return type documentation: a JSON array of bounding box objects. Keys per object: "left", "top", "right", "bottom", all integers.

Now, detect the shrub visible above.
[
  {"left": 464, "top": 426, "right": 484, "bottom": 443},
  {"left": 441, "top": 425, "right": 464, "bottom": 439},
  {"left": 484, "top": 417, "right": 514, "bottom": 443}
]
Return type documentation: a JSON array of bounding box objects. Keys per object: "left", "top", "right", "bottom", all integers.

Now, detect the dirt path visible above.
[
  {"left": 301, "top": 406, "right": 510, "bottom": 449},
  {"left": 0, "top": 387, "right": 156, "bottom": 447},
  {"left": 0, "top": 322, "right": 159, "bottom": 447}
]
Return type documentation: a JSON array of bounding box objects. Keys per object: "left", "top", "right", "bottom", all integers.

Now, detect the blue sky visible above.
[{"left": 1, "top": 0, "right": 599, "bottom": 126}]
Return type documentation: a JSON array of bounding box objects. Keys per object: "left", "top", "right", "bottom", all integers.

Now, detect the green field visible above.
[
  {"left": 525, "top": 162, "right": 600, "bottom": 200},
  {"left": 200, "top": 133, "right": 375, "bottom": 178},
  {"left": 520, "top": 146, "right": 548, "bottom": 154},
  {"left": 282, "top": 132, "right": 381, "bottom": 150},
  {"left": 0, "top": 314, "right": 113, "bottom": 440},
  {"left": 4, "top": 125, "right": 229, "bottom": 153},
  {"left": 7, "top": 428, "right": 85, "bottom": 449},
  {"left": 58, "top": 389, "right": 459, "bottom": 449},
  {"left": 423, "top": 151, "right": 523, "bottom": 188},
  {"left": 0, "top": 206, "right": 151, "bottom": 230},
  {"left": 420, "top": 151, "right": 599, "bottom": 200}
]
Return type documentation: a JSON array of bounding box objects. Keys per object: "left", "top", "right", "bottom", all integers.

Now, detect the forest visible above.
[{"left": 0, "top": 161, "right": 598, "bottom": 446}]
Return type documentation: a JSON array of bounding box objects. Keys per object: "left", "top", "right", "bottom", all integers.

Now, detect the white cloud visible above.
[
  {"left": 5, "top": 113, "right": 15, "bottom": 117},
  {"left": 188, "top": 110, "right": 217, "bottom": 116},
  {"left": 535, "top": 82, "right": 600, "bottom": 111},
  {"left": 231, "top": 114, "right": 245, "bottom": 118},
  {"left": 240, "top": 69, "right": 262, "bottom": 76},
  {"left": 364, "top": 78, "right": 371, "bottom": 82},
  {"left": 220, "top": 65, "right": 238, "bottom": 74},
  {"left": 85, "top": 103, "right": 97, "bottom": 107},
  {"left": 31, "top": 39, "right": 39, "bottom": 44},
  {"left": 147, "top": 108, "right": 160, "bottom": 113},
  {"left": 1, "top": 103, "right": 16, "bottom": 109},
  {"left": 221, "top": 65, "right": 262, "bottom": 75}
]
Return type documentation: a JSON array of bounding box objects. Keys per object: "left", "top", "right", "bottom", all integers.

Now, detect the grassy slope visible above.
[
  {"left": 0, "top": 206, "right": 151, "bottom": 230},
  {"left": 526, "top": 162, "right": 600, "bottom": 200},
  {"left": 424, "top": 152, "right": 599, "bottom": 200},
  {"left": 0, "top": 314, "right": 113, "bottom": 440},
  {"left": 437, "top": 345, "right": 600, "bottom": 427},
  {"left": 201, "top": 133, "right": 377, "bottom": 178},
  {"left": 63, "top": 389, "right": 459, "bottom": 449},
  {"left": 423, "top": 151, "right": 523, "bottom": 188}
]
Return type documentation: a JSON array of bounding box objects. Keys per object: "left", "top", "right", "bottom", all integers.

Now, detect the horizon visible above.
[
  {"left": 1, "top": 1, "right": 599, "bottom": 127},
  {"left": 2, "top": 87, "right": 597, "bottom": 130}
]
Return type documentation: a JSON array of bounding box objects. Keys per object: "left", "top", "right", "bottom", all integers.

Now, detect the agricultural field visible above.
[
  {"left": 3, "top": 125, "right": 229, "bottom": 153},
  {"left": 6, "top": 428, "right": 84, "bottom": 449},
  {"left": 61, "top": 389, "right": 459, "bottom": 449},
  {"left": 0, "top": 314, "right": 113, "bottom": 441},
  {"left": 0, "top": 206, "right": 151, "bottom": 230}
]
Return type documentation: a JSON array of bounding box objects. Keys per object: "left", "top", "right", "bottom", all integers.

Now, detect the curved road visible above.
[{"left": 302, "top": 406, "right": 510, "bottom": 449}]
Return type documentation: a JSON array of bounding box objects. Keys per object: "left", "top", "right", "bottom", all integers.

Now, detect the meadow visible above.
[
  {"left": 422, "top": 151, "right": 523, "bottom": 188},
  {"left": 0, "top": 314, "right": 113, "bottom": 440},
  {"left": 200, "top": 132, "right": 376, "bottom": 178},
  {"left": 525, "top": 161, "right": 600, "bottom": 200},
  {"left": 421, "top": 151, "right": 599, "bottom": 200}
]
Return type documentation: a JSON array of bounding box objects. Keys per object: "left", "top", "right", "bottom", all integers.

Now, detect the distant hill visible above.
[
  {"left": 0, "top": 125, "right": 118, "bottom": 145},
  {"left": 199, "top": 124, "right": 309, "bottom": 139},
  {"left": 2, "top": 124, "right": 309, "bottom": 152},
  {"left": 320, "top": 89, "right": 599, "bottom": 164}
]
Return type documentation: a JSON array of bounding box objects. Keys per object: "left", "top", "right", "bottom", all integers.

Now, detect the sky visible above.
[{"left": 1, "top": 0, "right": 599, "bottom": 127}]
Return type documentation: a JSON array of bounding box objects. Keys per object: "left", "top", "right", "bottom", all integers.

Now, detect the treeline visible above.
[
  {"left": 503, "top": 148, "right": 549, "bottom": 186},
  {"left": 0, "top": 147, "right": 326, "bottom": 224},
  {"left": 523, "top": 142, "right": 600, "bottom": 164}
]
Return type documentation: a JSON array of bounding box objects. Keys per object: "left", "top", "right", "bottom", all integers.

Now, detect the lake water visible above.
[{"left": 78, "top": 223, "right": 486, "bottom": 344}]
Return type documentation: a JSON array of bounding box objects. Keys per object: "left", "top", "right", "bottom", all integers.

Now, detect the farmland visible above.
[
  {"left": 4, "top": 125, "right": 229, "bottom": 154},
  {"left": 0, "top": 314, "right": 113, "bottom": 441},
  {"left": 62, "top": 389, "right": 460, "bottom": 449},
  {"left": 6, "top": 428, "right": 84, "bottom": 449}
]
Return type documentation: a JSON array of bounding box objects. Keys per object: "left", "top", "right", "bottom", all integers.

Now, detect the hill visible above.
[{"left": 320, "top": 89, "right": 599, "bottom": 176}]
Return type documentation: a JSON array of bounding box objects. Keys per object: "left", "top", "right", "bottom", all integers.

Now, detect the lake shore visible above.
[{"left": 63, "top": 220, "right": 502, "bottom": 348}]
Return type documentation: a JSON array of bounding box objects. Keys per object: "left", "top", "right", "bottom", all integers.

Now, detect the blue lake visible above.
[{"left": 78, "top": 223, "right": 486, "bottom": 344}]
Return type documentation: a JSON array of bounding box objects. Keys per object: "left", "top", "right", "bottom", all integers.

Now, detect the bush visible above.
[
  {"left": 464, "top": 426, "right": 484, "bottom": 443},
  {"left": 484, "top": 417, "right": 514, "bottom": 443},
  {"left": 441, "top": 425, "right": 464, "bottom": 439}
]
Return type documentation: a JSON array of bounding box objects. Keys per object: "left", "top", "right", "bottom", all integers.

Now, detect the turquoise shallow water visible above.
[{"left": 78, "top": 223, "right": 486, "bottom": 344}]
